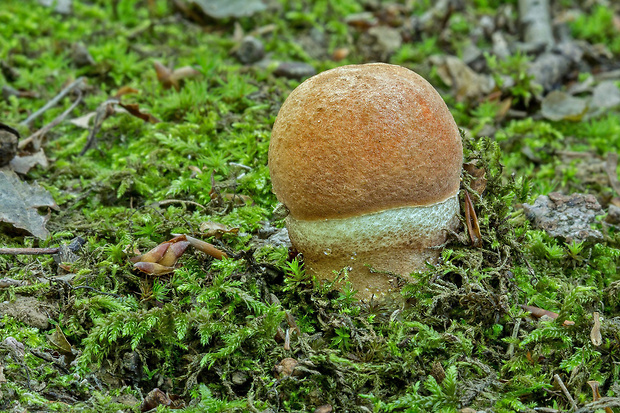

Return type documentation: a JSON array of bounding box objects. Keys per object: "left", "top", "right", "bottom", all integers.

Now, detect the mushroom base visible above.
[{"left": 286, "top": 195, "right": 460, "bottom": 300}]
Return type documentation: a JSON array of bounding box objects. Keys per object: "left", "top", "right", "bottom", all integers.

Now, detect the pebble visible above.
[
  {"left": 273, "top": 62, "right": 316, "bottom": 79},
  {"left": 237, "top": 36, "right": 265, "bottom": 64}
]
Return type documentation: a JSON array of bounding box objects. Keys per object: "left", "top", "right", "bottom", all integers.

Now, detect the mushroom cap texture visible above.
[{"left": 269, "top": 63, "right": 463, "bottom": 221}]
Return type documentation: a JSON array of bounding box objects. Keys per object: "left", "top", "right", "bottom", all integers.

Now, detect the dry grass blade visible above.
[
  {"left": 464, "top": 191, "right": 482, "bottom": 247},
  {"left": 590, "top": 312, "right": 602, "bottom": 346}
]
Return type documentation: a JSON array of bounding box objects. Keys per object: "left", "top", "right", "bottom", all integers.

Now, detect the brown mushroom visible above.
[{"left": 268, "top": 63, "right": 462, "bottom": 299}]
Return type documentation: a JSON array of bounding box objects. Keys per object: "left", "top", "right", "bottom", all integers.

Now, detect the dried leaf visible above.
[
  {"left": 48, "top": 325, "right": 73, "bottom": 354},
  {"left": 140, "top": 388, "right": 172, "bottom": 412},
  {"left": 463, "top": 161, "right": 487, "bottom": 194},
  {"left": 521, "top": 304, "right": 559, "bottom": 319},
  {"left": 114, "top": 86, "right": 140, "bottom": 99},
  {"left": 590, "top": 312, "right": 602, "bottom": 346},
  {"left": 9, "top": 149, "right": 49, "bottom": 175},
  {"left": 70, "top": 112, "right": 96, "bottom": 128},
  {"left": 130, "top": 242, "right": 170, "bottom": 264},
  {"left": 182, "top": 234, "right": 228, "bottom": 260},
  {"left": 153, "top": 61, "right": 200, "bottom": 90},
  {"left": 199, "top": 221, "right": 240, "bottom": 238},
  {"left": 133, "top": 261, "right": 177, "bottom": 276},
  {"left": 0, "top": 171, "right": 58, "bottom": 239},
  {"left": 118, "top": 102, "right": 161, "bottom": 124},
  {"left": 541, "top": 90, "right": 587, "bottom": 121},
  {"left": 157, "top": 241, "right": 190, "bottom": 267},
  {"left": 464, "top": 191, "right": 482, "bottom": 247}
]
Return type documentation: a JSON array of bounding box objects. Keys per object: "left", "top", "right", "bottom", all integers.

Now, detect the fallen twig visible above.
[
  {"left": 19, "top": 77, "right": 85, "bottom": 127},
  {"left": 553, "top": 374, "right": 577, "bottom": 411},
  {"left": 79, "top": 98, "right": 117, "bottom": 156},
  {"left": 19, "top": 90, "right": 83, "bottom": 151},
  {"left": 0, "top": 278, "right": 27, "bottom": 288},
  {"left": 0, "top": 247, "right": 60, "bottom": 255}
]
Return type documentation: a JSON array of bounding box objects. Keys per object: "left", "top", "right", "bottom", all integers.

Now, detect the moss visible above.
[{"left": 1, "top": 0, "right": 620, "bottom": 411}]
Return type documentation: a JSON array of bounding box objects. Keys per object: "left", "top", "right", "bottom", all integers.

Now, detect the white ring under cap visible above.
[{"left": 286, "top": 194, "right": 459, "bottom": 255}]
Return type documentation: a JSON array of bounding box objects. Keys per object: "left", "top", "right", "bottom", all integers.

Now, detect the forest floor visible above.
[{"left": 1, "top": 0, "right": 620, "bottom": 412}]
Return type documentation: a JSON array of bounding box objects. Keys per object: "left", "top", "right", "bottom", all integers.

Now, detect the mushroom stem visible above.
[{"left": 288, "top": 196, "right": 459, "bottom": 298}]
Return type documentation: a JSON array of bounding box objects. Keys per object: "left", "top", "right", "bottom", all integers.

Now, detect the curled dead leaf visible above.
[
  {"left": 133, "top": 261, "right": 177, "bottom": 276},
  {"left": 154, "top": 61, "right": 201, "bottom": 90},
  {"left": 157, "top": 241, "right": 190, "bottom": 267},
  {"left": 464, "top": 191, "right": 482, "bottom": 247},
  {"left": 521, "top": 304, "right": 559, "bottom": 320},
  {"left": 273, "top": 357, "right": 298, "bottom": 378},
  {"left": 130, "top": 242, "right": 170, "bottom": 264},
  {"left": 590, "top": 312, "right": 602, "bottom": 346},
  {"left": 118, "top": 103, "right": 160, "bottom": 124},
  {"left": 463, "top": 161, "right": 487, "bottom": 195},
  {"left": 182, "top": 234, "right": 228, "bottom": 260}
]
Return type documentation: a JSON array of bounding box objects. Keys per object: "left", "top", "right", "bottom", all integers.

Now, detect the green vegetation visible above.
[{"left": 0, "top": 0, "right": 619, "bottom": 412}]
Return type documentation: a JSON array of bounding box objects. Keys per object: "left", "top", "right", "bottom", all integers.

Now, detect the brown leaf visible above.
[
  {"left": 133, "top": 261, "right": 177, "bottom": 276},
  {"left": 154, "top": 61, "right": 174, "bottom": 89},
  {"left": 590, "top": 312, "right": 602, "bottom": 346},
  {"left": 521, "top": 304, "right": 559, "bottom": 319},
  {"left": 464, "top": 191, "right": 482, "bottom": 247},
  {"left": 154, "top": 61, "right": 200, "bottom": 90},
  {"left": 182, "top": 234, "right": 228, "bottom": 260},
  {"left": 114, "top": 86, "right": 139, "bottom": 99},
  {"left": 118, "top": 103, "right": 161, "bottom": 124},
  {"left": 130, "top": 242, "right": 170, "bottom": 264},
  {"left": 48, "top": 325, "right": 73, "bottom": 354},
  {"left": 273, "top": 357, "right": 298, "bottom": 378},
  {"left": 463, "top": 161, "right": 487, "bottom": 195},
  {"left": 157, "top": 240, "right": 190, "bottom": 267},
  {"left": 140, "top": 388, "right": 172, "bottom": 412}
]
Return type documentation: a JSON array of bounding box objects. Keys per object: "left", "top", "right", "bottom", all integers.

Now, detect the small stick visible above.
[
  {"left": 19, "top": 77, "right": 85, "bottom": 127},
  {"left": 0, "top": 247, "right": 60, "bottom": 255},
  {"left": 506, "top": 318, "right": 521, "bottom": 357},
  {"left": 19, "top": 90, "right": 83, "bottom": 150},
  {"left": 152, "top": 199, "right": 206, "bottom": 210},
  {"left": 554, "top": 374, "right": 578, "bottom": 411}
]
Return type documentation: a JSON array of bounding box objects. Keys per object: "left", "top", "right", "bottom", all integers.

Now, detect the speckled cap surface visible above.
[{"left": 269, "top": 63, "right": 462, "bottom": 221}]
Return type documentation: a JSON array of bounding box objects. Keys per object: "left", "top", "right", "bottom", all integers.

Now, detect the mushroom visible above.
[{"left": 268, "top": 63, "right": 462, "bottom": 299}]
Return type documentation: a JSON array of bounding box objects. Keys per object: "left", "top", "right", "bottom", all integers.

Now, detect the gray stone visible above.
[{"left": 523, "top": 192, "right": 604, "bottom": 242}]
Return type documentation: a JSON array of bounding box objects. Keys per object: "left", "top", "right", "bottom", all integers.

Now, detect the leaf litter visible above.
[{"left": 1, "top": 0, "right": 620, "bottom": 412}]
